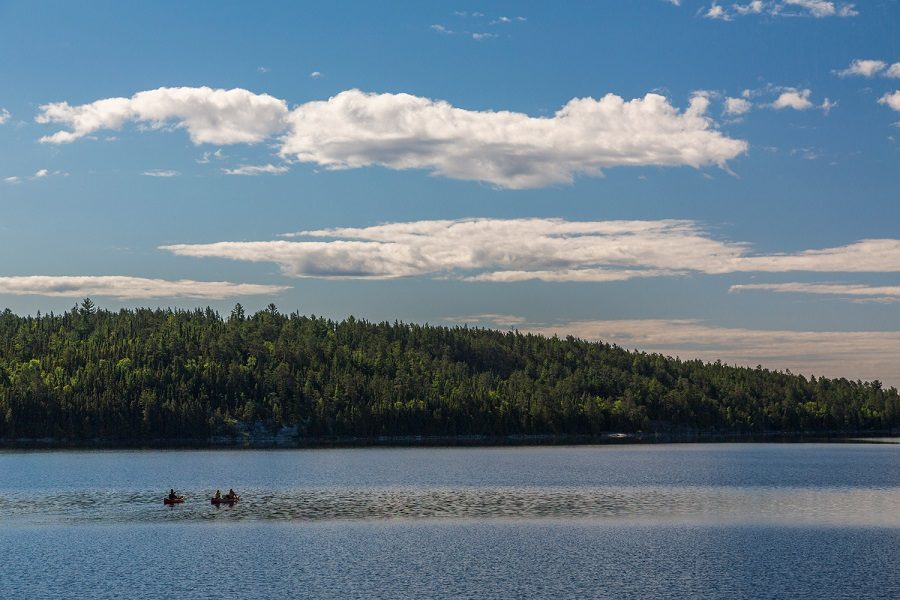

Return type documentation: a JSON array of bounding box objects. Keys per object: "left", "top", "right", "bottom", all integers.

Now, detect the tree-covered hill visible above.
[{"left": 0, "top": 300, "right": 896, "bottom": 441}]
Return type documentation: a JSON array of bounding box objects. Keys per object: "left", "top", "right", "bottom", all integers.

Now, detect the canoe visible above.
[
  {"left": 210, "top": 496, "right": 240, "bottom": 505},
  {"left": 163, "top": 496, "right": 185, "bottom": 505}
]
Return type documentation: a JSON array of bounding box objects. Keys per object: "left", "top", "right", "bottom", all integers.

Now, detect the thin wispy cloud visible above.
[
  {"left": 160, "top": 218, "right": 900, "bottom": 282},
  {"left": 523, "top": 319, "right": 899, "bottom": 386},
  {"left": 142, "top": 169, "right": 180, "bottom": 177},
  {"left": 197, "top": 148, "right": 224, "bottom": 164},
  {"left": 0, "top": 108, "right": 9, "bottom": 125},
  {"left": 4, "top": 169, "right": 66, "bottom": 184},
  {"left": 703, "top": 0, "right": 857, "bottom": 20},
  {"left": 222, "top": 163, "right": 289, "bottom": 176},
  {"left": 443, "top": 314, "right": 530, "bottom": 327},
  {"left": 35, "top": 86, "right": 748, "bottom": 189},
  {"left": 730, "top": 282, "right": 900, "bottom": 303},
  {"left": 0, "top": 275, "right": 289, "bottom": 299}
]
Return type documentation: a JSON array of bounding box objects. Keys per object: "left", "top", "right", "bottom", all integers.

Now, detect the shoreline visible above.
[{"left": 1, "top": 430, "right": 896, "bottom": 450}]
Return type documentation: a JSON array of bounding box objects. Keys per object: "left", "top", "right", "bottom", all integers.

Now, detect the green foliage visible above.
[{"left": 0, "top": 303, "right": 896, "bottom": 440}]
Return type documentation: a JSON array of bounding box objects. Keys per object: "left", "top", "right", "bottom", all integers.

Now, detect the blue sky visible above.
[{"left": 1, "top": 0, "right": 899, "bottom": 383}]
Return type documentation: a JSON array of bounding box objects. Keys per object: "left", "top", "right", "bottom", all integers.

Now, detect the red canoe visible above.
[
  {"left": 210, "top": 496, "right": 240, "bottom": 505},
  {"left": 163, "top": 496, "right": 185, "bottom": 505}
]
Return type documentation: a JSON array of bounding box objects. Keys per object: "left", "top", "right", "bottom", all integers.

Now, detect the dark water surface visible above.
[{"left": 1, "top": 444, "right": 898, "bottom": 598}]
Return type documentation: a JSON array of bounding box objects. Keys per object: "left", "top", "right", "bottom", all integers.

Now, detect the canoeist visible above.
[
  {"left": 168, "top": 488, "right": 178, "bottom": 500},
  {"left": 214, "top": 490, "right": 222, "bottom": 500},
  {"left": 225, "top": 488, "right": 237, "bottom": 500}
]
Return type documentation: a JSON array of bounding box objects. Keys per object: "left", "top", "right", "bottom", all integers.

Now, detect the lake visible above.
[{"left": 1, "top": 443, "right": 898, "bottom": 598}]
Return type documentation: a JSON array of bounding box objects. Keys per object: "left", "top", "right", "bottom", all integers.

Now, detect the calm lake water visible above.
[{"left": 1, "top": 443, "right": 898, "bottom": 598}]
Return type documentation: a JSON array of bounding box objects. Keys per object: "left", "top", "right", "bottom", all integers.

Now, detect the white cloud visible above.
[
  {"left": 36, "top": 86, "right": 289, "bottom": 145},
  {"left": 820, "top": 97, "right": 837, "bottom": 114},
  {"left": 886, "top": 63, "right": 900, "bottom": 79},
  {"left": 523, "top": 319, "right": 899, "bottom": 386},
  {"left": 197, "top": 148, "right": 224, "bottom": 164},
  {"left": 0, "top": 108, "right": 9, "bottom": 125},
  {"left": 835, "top": 59, "right": 886, "bottom": 78},
  {"left": 782, "top": 0, "right": 836, "bottom": 16},
  {"left": 879, "top": 91, "right": 900, "bottom": 112},
  {"left": 790, "top": 147, "right": 820, "bottom": 160},
  {"left": 4, "top": 169, "right": 66, "bottom": 183},
  {"left": 730, "top": 282, "right": 900, "bottom": 302},
  {"left": 309, "top": 71, "right": 323, "bottom": 79},
  {"left": 160, "top": 218, "right": 900, "bottom": 281},
  {"left": 35, "top": 87, "right": 747, "bottom": 189},
  {"left": 142, "top": 169, "right": 180, "bottom": 177},
  {"left": 704, "top": 3, "right": 732, "bottom": 19},
  {"left": 222, "top": 163, "right": 289, "bottom": 176},
  {"left": 444, "top": 314, "right": 529, "bottom": 327},
  {"left": 472, "top": 32, "right": 499, "bottom": 41},
  {"left": 724, "top": 97, "right": 752, "bottom": 115},
  {"left": 279, "top": 89, "right": 747, "bottom": 188},
  {"left": 0, "top": 276, "right": 289, "bottom": 299},
  {"left": 734, "top": 1, "right": 765, "bottom": 14},
  {"left": 257, "top": 66, "right": 271, "bottom": 73},
  {"left": 771, "top": 88, "right": 814, "bottom": 110},
  {"left": 704, "top": 0, "right": 857, "bottom": 20}
]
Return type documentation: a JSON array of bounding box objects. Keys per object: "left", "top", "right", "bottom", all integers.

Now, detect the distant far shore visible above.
[{"left": 1, "top": 430, "right": 897, "bottom": 450}]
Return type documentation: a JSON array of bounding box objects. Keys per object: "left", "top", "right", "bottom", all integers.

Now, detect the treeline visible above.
[{"left": 0, "top": 300, "right": 897, "bottom": 441}]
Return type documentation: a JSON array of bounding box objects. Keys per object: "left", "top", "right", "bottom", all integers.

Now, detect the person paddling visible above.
[
  {"left": 168, "top": 488, "right": 178, "bottom": 500},
  {"left": 225, "top": 488, "right": 237, "bottom": 500}
]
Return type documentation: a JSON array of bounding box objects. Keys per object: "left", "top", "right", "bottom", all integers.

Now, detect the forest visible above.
[{"left": 0, "top": 299, "right": 896, "bottom": 441}]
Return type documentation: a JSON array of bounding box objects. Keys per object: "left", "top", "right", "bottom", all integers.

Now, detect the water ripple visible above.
[{"left": 2, "top": 485, "right": 898, "bottom": 527}]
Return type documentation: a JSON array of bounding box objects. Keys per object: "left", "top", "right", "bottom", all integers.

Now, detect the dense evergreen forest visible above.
[{"left": 0, "top": 299, "right": 897, "bottom": 441}]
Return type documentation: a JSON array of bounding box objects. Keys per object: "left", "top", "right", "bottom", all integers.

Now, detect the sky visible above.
[{"left": 1, "top": 0, "right": 899, "bottom": 385}]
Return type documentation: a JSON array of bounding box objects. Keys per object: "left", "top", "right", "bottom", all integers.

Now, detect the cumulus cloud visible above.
[
  {"left": 278, "top": 89, "right": 747, "bottom": 188},
  {"left": 734, "top": 1, "right": 765, "bottom": 14},
  {"left": 879, "top": 91, "right": 900, "bottom": 112},
  {"left": 222, "top": 163, "right": 289, "bottom": 176},
  {"left": 835, "top": 59, "right": 886, "bottom": 78},
  {"left": 160, "top": 218, "right": 900, "bottom": 282},
  {"left": 0, "top": 276, "right": 289, "bottom": 299},
  {"left": 523, "top": 319, "right": 899, "bottom": 386},
  {"left": 4, "top": 176, "right": 20, "bottom": 184},
  {"left": 36, "top": 86, "right": 747, "bottom": 189},
  {"left": 730, "top": 282, "right": 900, "bottom": 302},
  {"left": 704, "top": 3, "right": 732, "bottom": 19},
  {"left": 0, "top": 108, "right": 9, "bottom": 125},
  {"left": 771, "top": 88, "right": 814, "bottom": 110},
  {"left": 309, "top": 71, "right": 323, "bottom": 79},
  {"left": 36, "top": 86, "right": 289, "bottom": 145},
  {"left": 143, "top": 169, "right": 180, "bottom": 177},
  {"left": 724, "top": 97, "right": 752, "bottom": 115},
  {"left": 887, "top": 64, "right": 900, "bottom": 79}
]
